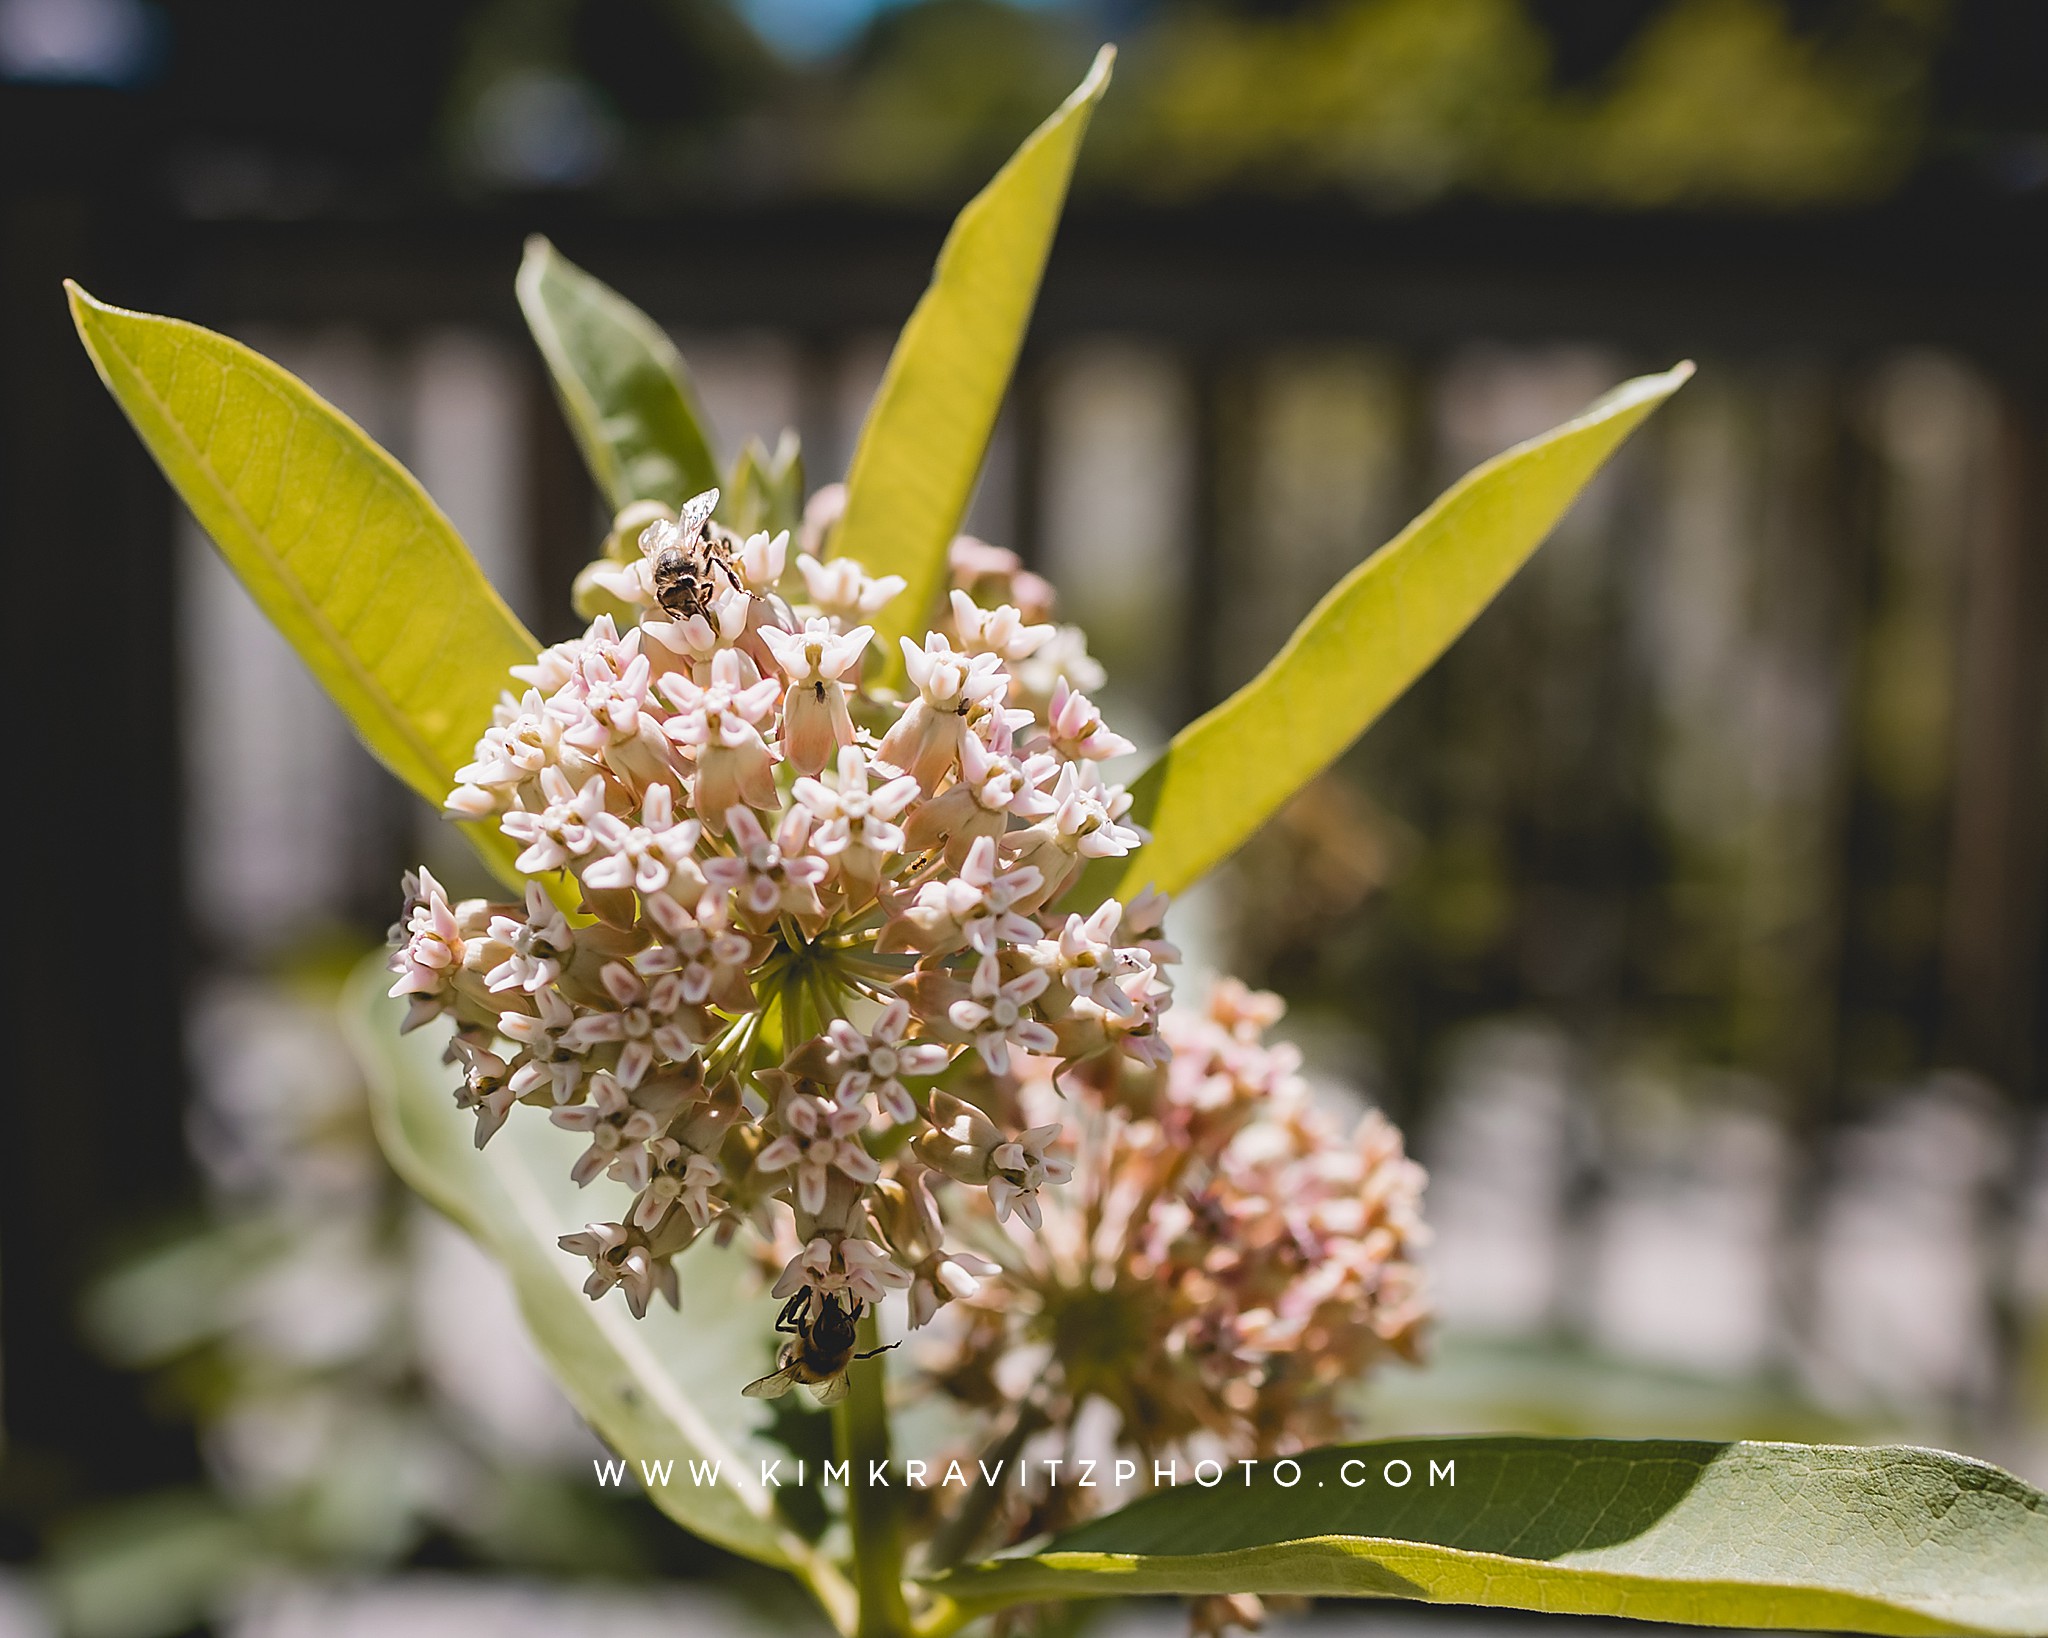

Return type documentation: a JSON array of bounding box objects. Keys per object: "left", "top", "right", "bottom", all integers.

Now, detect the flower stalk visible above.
[{"left": 837, "top": 1306, "right": 912, "bottom": 1638}]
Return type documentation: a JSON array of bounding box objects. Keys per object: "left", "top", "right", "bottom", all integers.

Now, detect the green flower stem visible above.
[
  {"left": 924, "top": 1395, "right": 1049, "bottom": 1574},
  {"left": 909, "top": 1599, "right": 973, "bottom": 1638},
  {"left": 703, "top": 1010, "right": 760, "bottom": 1086},
  {"left": 836, "top": 1307, "right": 913, "bottom": 1638}
]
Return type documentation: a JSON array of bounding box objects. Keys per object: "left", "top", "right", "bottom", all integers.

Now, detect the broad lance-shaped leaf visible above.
[
  {"left": 932, "top": 1437, "right": 2048, "bottom": 1636},
  {"left": 1077, "top": 361, "right": 1693, "bottom": 908},
  {"left": 67, "top": 283, "right": 534, "bottom": 886},
  {"left": 517, "top": 237, "right": 721, "bottom": 512},
  {"left": 342, "top": 958, "right": 857, "bottom": 1629},
  {"left": 830, "top": 46, "right": 1114, "bottom": 672}
]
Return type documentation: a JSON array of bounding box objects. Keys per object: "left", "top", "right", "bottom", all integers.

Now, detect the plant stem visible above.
[
  {"left": 836, "top": 1306, "right": 912, "bottom": 1638},
  {"left": 923, "top": 1395, "right": 1049, "bottom": 1573},
  {"left": 910, "top": 1599, "right": 975, "bottom": 1638}
]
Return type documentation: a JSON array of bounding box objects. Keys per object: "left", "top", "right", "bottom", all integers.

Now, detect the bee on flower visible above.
[
  {"left": 394, "top": 509, "right": 1159, "bottom": 1388},
  {"left": 389, "top": 497, "right": 1428, "bottom": 1489}
]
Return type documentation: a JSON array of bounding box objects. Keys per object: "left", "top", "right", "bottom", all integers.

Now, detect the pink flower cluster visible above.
[
  {"left": 916, "top": 979, "right": 1429, "bottom": 1560},
  {"left": 389, "top": 496, "right": 1171, "bottom": 1361}
]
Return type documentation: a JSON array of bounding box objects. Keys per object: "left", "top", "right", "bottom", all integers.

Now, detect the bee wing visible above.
[
  {"left": 808, "top": 1371, "right": 852, "bottom": 1408},
  {"left": 679, "top": 488, "right": 720, "bottom": 544},
  {"left": 638, "top": 516, "right": 677, "bottom": 559},
  {"left": 743, "top": 1364, "right": 799, "bottom": 1400}
]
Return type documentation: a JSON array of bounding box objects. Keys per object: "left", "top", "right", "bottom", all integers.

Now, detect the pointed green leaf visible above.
[
  {"left": 1077, "top": 362, "right": 1693, "bottom": 907},
  {"left": 933, "top": 1436, "right": 2048, "bottom": 1636},
  {"left": 68, "top": 282, "right": 536, "bottom": 886},
  {"left": 723, "top": 430, "right": 805, "bottom": 539},
  {"left": 342, "top": 957, "right": 856, "bottom": 1626},
  {"left": 517, "top": 236, "right": 721, "bottom": 513},
  {"left": 830, "top": 46, "right": 1114, "bottom": 671}
]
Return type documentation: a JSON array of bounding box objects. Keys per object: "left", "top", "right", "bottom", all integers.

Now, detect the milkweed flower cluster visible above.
[
  {"left": 389, "top": 498, "right": 1163, "bottom": 1349},
  {"left": 912, "top": 979, "right": 1428, "bottom": 1552},
  {"left": 388, "top": 492, "right": 1428, "bottom": 1458}
]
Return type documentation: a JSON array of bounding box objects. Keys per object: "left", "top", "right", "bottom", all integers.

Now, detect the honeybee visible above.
[
  {"left": 648, "top": 488, "right": 742, "bottom": 621},
  {"left": 742, "top": 1293, "right": 896, "bottom": 1406}
]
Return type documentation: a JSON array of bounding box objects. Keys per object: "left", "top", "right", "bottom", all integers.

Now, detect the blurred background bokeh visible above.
[{"left": 3, "top": 0, "right": 2043, "bottom": 1633}]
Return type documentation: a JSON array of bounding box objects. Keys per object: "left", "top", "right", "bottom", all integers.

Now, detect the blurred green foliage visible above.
[
  {"left": 441, "top": 0, "right": 1965, "bottom": 207},
  {"left": 1093, "top": 0, "right": 1942, "bottom": 206},
  {"left": 44, "top": 951, "right": 683, "bottom": 1638}
]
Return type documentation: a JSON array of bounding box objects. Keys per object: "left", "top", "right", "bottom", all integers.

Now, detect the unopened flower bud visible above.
[{"left": 913, "top": 1091, "right": 1005, "bottom": 1185}]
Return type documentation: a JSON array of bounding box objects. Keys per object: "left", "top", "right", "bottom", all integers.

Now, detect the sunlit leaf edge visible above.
[
  {"left": 67, "top": 281, "right": 534, "bottom": 887},
  {"left": 1076, "top": 360, "right": 1693, "bottom": 909},
  {"left": 929, "top": 1434, "right": 2047, "bottom": 1638},
  {"left": 830, "top": 44, "right": 1115, "bottom": 677}
]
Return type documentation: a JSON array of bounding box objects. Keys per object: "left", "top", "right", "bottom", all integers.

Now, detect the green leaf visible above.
[
  {"left": 517, "top": 235, "right": 721, "bottom": 512},
  {"left": 47, "top": 1491, "right": 261, "bottom": 1638},
  {"left": 724, "top": 430, "right": 806, "bottom": 539},
  {"left": 1076, "top": 361, "right": 1693, "bottom": 908},
  {"left": 341, "top": 956, "right": 855, "bottom": 1628},
  {"left": 829, "top": 45, "right": 1114, "bottom": 673},
  {"left": 81, "top": 1220, "right": 282, "bottom": 1366},
  {"left": 932, "top": 1436, "right": 2048, "bottom": 1636},
  {"left": 67, "top": 282, "right": 535, "bottom": 886}
]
